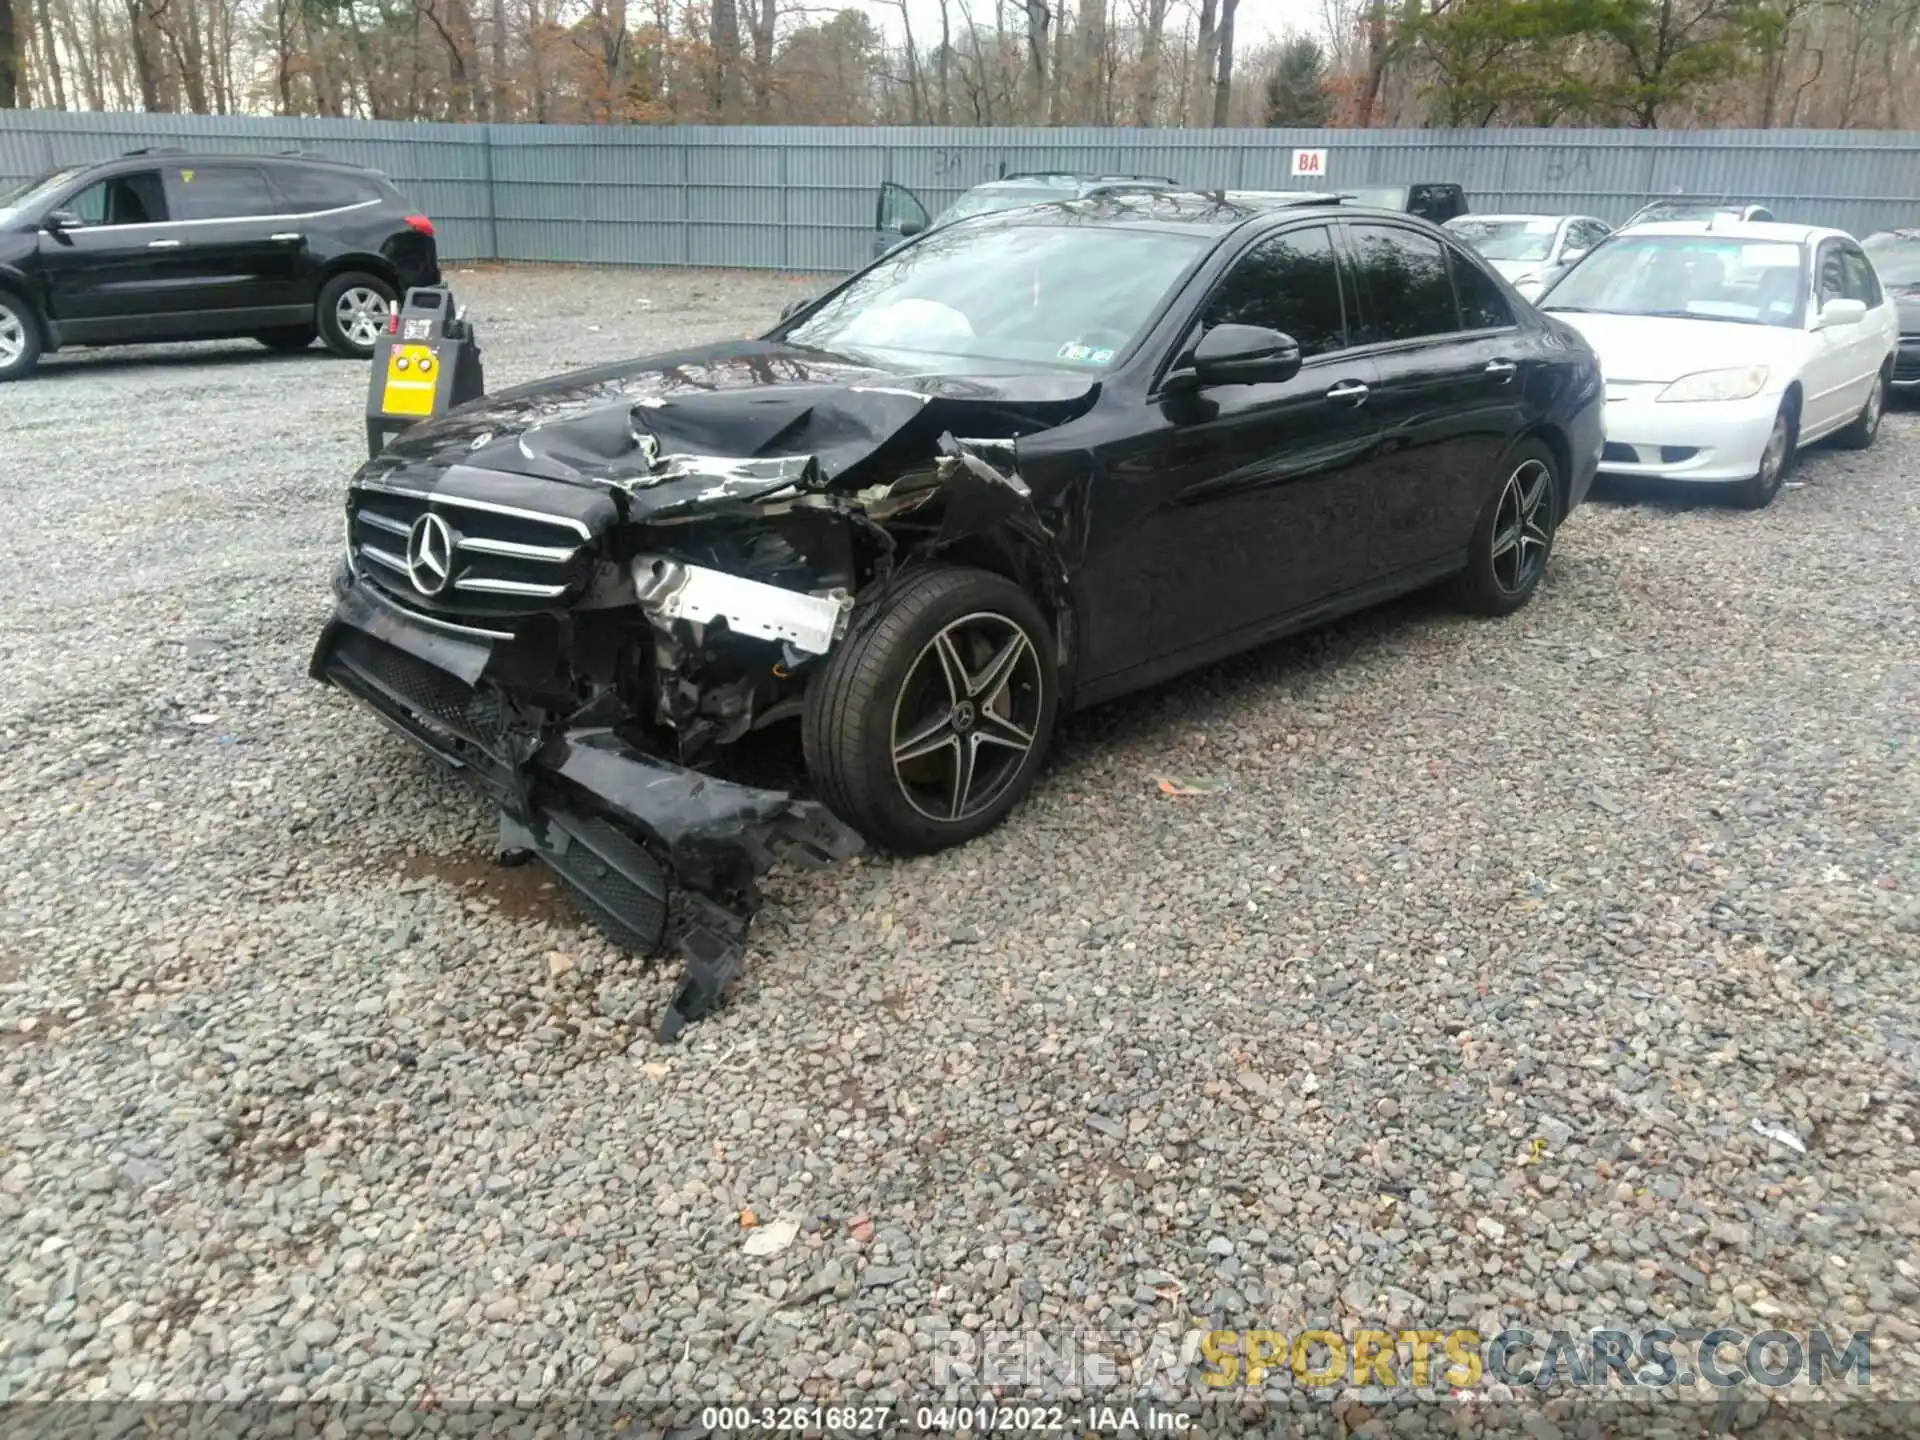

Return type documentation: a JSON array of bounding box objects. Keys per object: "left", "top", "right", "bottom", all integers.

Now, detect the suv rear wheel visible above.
[
  {"left": 317, "top": 272, "right": 396, "bottom": 358},
  {"left": 0, "top": 292, "right": 43, "bottom": 382}
]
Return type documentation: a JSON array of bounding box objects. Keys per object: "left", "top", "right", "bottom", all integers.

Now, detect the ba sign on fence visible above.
[{"left": 1291, "top": 149, "right": 1327, "bottom": 178}]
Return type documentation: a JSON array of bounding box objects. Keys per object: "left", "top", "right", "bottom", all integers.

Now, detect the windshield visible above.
[
  {"left": 1542, "top": 234, "right": 1806, "bottom": 327},
  {"left": 1447, "top": 218, "right": 1557, "bottom": 262},
  {"left": 784, "top": 219, "right": 1208, "bottom": 375},
  {"left": 934, "top": 185, "right": 1080, "bottom": 226},
  {"left": 0, "top": 165, "right": 85, "bottom": 224},
  {"left": 1864, "top": 233, "right": 1920, "bottom": 289},
  {"left": 1345, "top": 187, "right": 1409, "bottom": 210}
]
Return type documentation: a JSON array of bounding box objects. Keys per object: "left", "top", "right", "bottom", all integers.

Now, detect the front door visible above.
[
  {"left": 873, "top": 182, "right": 931, "bottom": 261},
  {"left": 35, "top": 167, "right": 176, "bottom": 341},
  {"left": 1341, "top": 221, "right": 1528, "bottom": 578},
  {"left": 1074, "top": 222, "right": 1382, "bottom": 675}
]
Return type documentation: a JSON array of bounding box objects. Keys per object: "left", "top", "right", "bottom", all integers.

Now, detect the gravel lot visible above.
[{"left": 2, "top": 264, "right": 1916, "bottom": 1415}]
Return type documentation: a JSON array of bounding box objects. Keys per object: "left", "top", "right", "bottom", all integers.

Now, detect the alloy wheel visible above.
[
  {"left": 336, "top": 287, "right": 391, "bottom": 349},
  {"left": 1490, "top": 457, "right": 1554, "bottom": 594},
  {"left": 1863, "top": 374, "right": 1884, "bottom": 436},
  {"left": 889, "top": 611, "right": 1045, "bottom": 823},
  {"left": 0, "top": 303, "right": 25, "bottom": 369}
]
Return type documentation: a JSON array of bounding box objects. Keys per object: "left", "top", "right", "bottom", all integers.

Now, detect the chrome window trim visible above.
[{"left": 43, "top": 195, "right": 383, "bottom": 233}]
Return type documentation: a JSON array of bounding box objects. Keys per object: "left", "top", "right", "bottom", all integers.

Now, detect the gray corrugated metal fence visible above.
[{"left": 5, "top": 110, "right": 1918, "bottom": 270}]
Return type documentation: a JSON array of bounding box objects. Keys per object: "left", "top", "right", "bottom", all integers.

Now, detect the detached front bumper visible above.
[
  {"left": 310, "top": 576, "right": 861, "bottom": 1040},
  {"left": 1596, "top": 386, "right": 1780, "bottom": 484}
]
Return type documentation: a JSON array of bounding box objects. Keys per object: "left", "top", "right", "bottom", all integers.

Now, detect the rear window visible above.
[{"left": 272, "top": 165, "right": 381, "bottom": 212}]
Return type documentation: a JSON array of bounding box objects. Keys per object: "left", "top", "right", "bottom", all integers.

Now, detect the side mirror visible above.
[
  {"left": 1187, "top": 324, "right": 1303, "bottom": 386},
  {"left": 898, "top": 218, "right": 927, "bottom": 238},
  {"left": 779, "top": 296, "right": 814, "bottom": 322},
  {"left": 44, "top": 209, "right": 82, "bottom": 232},
  {"left": 1818, "top": 298, "right": 1867, "bottom": 329}
]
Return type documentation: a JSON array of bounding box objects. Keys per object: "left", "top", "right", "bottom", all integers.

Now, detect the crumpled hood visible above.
[
  {"left": 1895, "top": 292, "right": 1920, "bottom": 336},
  {"left": 1549, "top": 312, "right": 1810, "bottom": 388},
  {"left": 360, "top": 339, "right": 1100, "bottom": 525}
]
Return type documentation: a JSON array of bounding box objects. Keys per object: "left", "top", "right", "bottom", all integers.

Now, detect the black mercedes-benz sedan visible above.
[{"left": 312, "top": 190, "right": 1602, "bottom": 1036}]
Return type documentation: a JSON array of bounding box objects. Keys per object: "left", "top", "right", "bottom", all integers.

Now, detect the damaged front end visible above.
[{"left": 311, "top": 344, "right": 1085, "bottom": 1039}]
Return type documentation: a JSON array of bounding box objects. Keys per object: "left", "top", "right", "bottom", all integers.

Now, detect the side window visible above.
[
  {"left": 1347, "top": 223, "right": 1459, "bottom": 343},
  {"left": 1817, "top": 243, "right": 1848, "bottom": 305},
  {"left": 1448, "top": 247, "right": 1514, "bottom": 330},
  {"left": 66, "top": 171, "right": 167, "bottom": 226},
  {"left": 1571, "top": 220, "right": 1609, "bottom": 253},
  {"left": 1199, "top": 224, "right": 1348, "bottom": 358},
  {"left": 170, "top": 166, "right": 279, "bottom": 221},
  {"left": 271, "top": 165, "right": 377, "bottom": 212},
  {"left": 1839, "top": 247, "right": 1881, "bottom": 306}
]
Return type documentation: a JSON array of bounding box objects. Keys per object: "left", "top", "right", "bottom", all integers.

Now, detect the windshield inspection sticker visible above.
[{"left": 1057, "top": 342, "right": 1093, "bottom": 362}]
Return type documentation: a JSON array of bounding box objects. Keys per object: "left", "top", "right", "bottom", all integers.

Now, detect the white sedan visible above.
[
  {"left": 1537, "top": 221, "right": 1898, "bottom": 508},
  {"left": 1445, "top": 213, "right": 1612, "bottom": 300}
]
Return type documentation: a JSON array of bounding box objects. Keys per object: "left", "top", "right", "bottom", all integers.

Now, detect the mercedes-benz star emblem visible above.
[{"left": 405, "top": 512, "right": 454, "bottom": 596}]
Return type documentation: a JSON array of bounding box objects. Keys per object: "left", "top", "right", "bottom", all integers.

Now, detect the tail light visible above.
[
  {"left": 405, "top": 215, "right": 435, "bottom": 238},
  {"left": 387, "top": 312, "right": 400, "bottom": 334}
]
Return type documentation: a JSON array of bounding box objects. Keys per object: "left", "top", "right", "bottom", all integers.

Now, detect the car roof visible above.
[
  {"left": 946, "top": 190, "right": 1295, "bottom": 236},
  {"left": 94, "top": 149, "right": 375, "bottom": 174},
  {"left": 1449, "top": 212, "right": 1577, "bottom": 224},
  {"left": 1619, "top": 219, "right": 1841, "bottom": 244},
  {"left": 1865, "top": 228, "right": 1920, "bottom": 242},
  {"left": 981, "top": 173, "right": 1173, "bottom": 190}
]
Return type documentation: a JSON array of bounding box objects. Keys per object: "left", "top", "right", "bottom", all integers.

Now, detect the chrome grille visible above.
[{"left": 348, "top": 483, "right": 595, "bottom": 617}]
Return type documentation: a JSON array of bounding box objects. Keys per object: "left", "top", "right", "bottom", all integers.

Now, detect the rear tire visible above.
[
  {"left": 0, "top": 290, "right": 43, "bottom": 382},
  {"left": 317, "top": 271, "right": 396, "bottom": 358},
  {"left": 1732, "top": 402, "right": 1794, "bottom": 509},
  {"left": 256, "top": 326, "right": 317, "bottom": 352},
  {"left": 803, "top": 566, "right": 1057, "bottom": 855},
  {"left": 1832, "top": 367, "right": 1885, "bottom": 451},
  {"left": 1450, "top": 439, "right": 1559, "bottom": 617}
]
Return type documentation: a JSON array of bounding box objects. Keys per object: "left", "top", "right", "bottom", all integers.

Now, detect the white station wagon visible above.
[{"left": 1538, "top": 221, "right": 1898, "bottom": 508}]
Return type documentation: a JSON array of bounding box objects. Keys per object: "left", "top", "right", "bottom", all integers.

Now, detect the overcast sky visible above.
[{"left": 843, "top": 0, "right": 1330, "bottom": 53}]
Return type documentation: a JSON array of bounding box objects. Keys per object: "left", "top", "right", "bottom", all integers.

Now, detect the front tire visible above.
[
  {"left": 803, "top": 566, "right": 1057, "bottom": 854},
  {"left": 1732, "top": 402, "right": 1794, "bottom": 509},
  {"left": 0, "top": 291, "right": 43, "bottom": 382},
  {"left": 317, "top": 272, "right": 396, "bottom": 358},
  {"left": 1451, "top": 439, "right": 1559, "bottom": 617},
  {"left": 1832, "top": 368, "right": 1886, "bottom": 451}
]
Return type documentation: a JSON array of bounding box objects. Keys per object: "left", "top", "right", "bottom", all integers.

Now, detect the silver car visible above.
[{"left": 1444, "top": 213, "right": 1613, "bottom": 300}]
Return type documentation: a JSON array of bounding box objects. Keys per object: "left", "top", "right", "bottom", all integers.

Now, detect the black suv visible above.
[{"left": 0, "top": 148, "right": 441, "bottom": 381}]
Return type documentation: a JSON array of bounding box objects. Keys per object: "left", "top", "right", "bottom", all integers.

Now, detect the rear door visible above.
[
  {"left": 161, "top": 162, "right": 306, "bottom": 320},
  {"left": 34, "top": 168, "right": 174, "bottom": 339},
  {"left": 1341, "top": 220, "right": 1527, "bottom": 579}
]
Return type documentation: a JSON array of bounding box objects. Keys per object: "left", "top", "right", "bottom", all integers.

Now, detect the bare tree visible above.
[
  {"left": 1023, "top": 0, "right": 1048, "bottom": 121},
  {"left": 1209, "top": 0, "right": 1237, "bottom": 123}
]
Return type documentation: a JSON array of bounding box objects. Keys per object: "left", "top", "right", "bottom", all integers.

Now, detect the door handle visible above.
[
  {"left": 147, "top": 238, "right": 182, "bottom": 249},
  {"left": 1485, "top": 359, "right": 1518, "bottom": 382},
  {"left": 1325, "top": 380, "right": 1370, "bottom": 406},
  {"left": 270, "top": 232, "right": 303, "bottom": 243}
]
